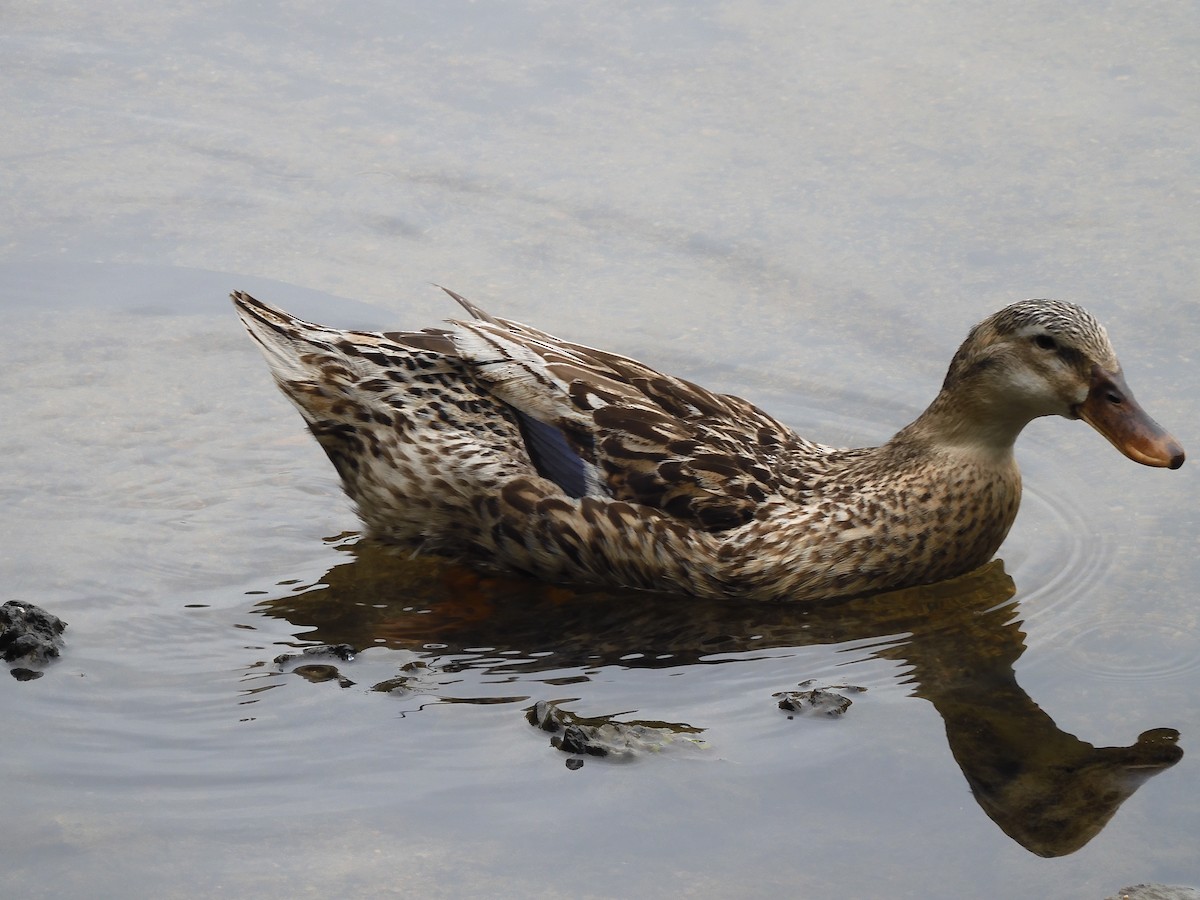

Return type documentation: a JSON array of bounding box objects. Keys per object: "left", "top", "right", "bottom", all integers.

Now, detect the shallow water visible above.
[{"left": 3, "top": 4, "right": 1199, "bottom": 899}]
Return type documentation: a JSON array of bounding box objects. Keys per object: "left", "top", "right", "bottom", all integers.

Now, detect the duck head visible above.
[{"left": 937, "top": 299, "right": 1184, "bottom": 468}]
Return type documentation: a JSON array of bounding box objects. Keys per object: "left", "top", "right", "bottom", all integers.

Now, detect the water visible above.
[{"left": 3, "top": 4, "right": 1199, "bottom": 898}]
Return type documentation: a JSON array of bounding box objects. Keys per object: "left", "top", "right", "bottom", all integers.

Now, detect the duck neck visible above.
[{"left": 891, "top": 384, "right": 1031, "bottom": 465}]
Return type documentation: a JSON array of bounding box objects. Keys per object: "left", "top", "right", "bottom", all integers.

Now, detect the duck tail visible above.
[{"left": 230, "top": 291, "right": 336, "bottom": 384}]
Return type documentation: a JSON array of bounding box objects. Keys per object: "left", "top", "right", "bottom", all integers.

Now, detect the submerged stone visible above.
[
  {"left": 526, "top": 699, "right": 705, "bottom": 759},
  {"left": 273, "top": 643, "right": 356, "bottom": 665},
  {"left": 1, "top": 600, "right": 67, "bottom": 678},
  {"left": 292, "top": 663, "right": 355, "bottom": 687},
  {"left": 774, "top": 681, "right": 866, "bottom": 717}
]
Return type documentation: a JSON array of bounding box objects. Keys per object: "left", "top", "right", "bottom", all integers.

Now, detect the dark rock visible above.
[
  {"left": 775, "top": 680, "right": 866, "bottom": 717},
  {"left": 1, "top": 601, "right": 67, "bottom": 677},
  {"left": 291, "top": 664, "right": 355, "bottom": 687},
  {"left": 272, "top": 644, "right": 359, "bottom": 688},
  {"left": 526, "top": 700, "right": 705, "bottom": 759},
  {"left": 273, "top": 643, "right": 356, "bottom": 666}
]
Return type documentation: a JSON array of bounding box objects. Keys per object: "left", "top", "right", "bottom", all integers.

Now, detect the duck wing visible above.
[{"left": 443, "top": 290, "right": 822, "bottom": 532}]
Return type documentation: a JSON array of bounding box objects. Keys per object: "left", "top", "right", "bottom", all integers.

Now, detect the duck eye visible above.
[{"left": 1033, "top": 334, "right": 1057, "bottom": 351}]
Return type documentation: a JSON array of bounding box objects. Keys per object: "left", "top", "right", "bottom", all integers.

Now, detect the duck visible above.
[{"left": 233, "top": 290, "right": 1183, "bottom": 602}]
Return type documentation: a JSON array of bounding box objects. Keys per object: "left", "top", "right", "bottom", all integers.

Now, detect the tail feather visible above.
[{"left": 231, "top": 290, "right": 337, "bottom": 384}]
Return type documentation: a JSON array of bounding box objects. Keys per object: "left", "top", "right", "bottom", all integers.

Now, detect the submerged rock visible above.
[
  {"left": 291, "top": 664, "right": 355, "bottom": 688},
  {"left": 273, "top": 644, "right": 359, "bottom": 688},
  {"left": 774, "top": 681, "right": 866, "bottom": 717},
  {"left": 1, "top": 601, "right": 67, "bottom": 678},
  {"left": 273, "top": 643, "right": 356, "bottom": 665},
  {"left": 370, "top": 660, "right": 435, "bottom": 695},
  {"left": 526, "top": 699, "right": 705, "bottom": 761}
]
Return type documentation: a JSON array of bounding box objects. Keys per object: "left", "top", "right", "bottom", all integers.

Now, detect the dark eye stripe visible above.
[
  {"left": 1032, "top": 333, "right": 1087, "bottom": 368},
  {"left": 1057, "top": 345, "right": 1084, "bottom": 367}
]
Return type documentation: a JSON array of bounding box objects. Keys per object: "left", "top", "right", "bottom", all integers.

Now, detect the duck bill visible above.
[{"left": 1075, "top": 366, "right": 1185, "bottom": 469}]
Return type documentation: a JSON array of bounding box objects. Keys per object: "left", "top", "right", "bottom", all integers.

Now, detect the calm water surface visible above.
[{"left": 3, "top": 4, "right": 1199, "bottom": 899}]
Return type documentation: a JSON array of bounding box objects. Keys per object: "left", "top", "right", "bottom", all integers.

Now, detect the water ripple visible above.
[{"left": 1053, "top": 615, "right": 1200, "bottom": 681}]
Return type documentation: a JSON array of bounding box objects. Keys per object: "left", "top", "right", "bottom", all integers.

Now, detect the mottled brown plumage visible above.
[{"left": 233, "top": 291, "right": 1183, "bottom": 601}]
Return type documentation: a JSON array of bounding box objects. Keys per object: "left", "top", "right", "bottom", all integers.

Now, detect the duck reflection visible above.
[{"left": 255, "top": 543, "right": 1181, "bottom": 857}]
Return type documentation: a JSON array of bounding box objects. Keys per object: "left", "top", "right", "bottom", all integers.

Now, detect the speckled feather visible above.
[{"left": 232, "top": 292, "right": 1151, "bottom": 601}]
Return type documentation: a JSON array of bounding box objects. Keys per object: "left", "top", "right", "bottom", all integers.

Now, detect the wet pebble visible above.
[
  {"left": 526, "top": 700, "right": 704, "bottom": 759},
  {"left": 273, "top": 643, "right": 356, "bottom": 665},
  {"left": 292, "top": 663, "right": 355, "bottom": 688},
  {"left": 1, "top": 600, "right": 67, "bottom": 678},
  {"left": 774, "top": 681, "right": 866, "bottom": 718}
]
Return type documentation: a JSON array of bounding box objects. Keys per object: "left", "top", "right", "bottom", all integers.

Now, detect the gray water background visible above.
[{"left": 2, "top": 3, "right": 1199, "bottom": 898}]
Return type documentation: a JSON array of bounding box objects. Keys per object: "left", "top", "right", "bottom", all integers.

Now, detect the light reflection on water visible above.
[{"left": 251, "top": 547, "right": 1181, "bottom": 859}]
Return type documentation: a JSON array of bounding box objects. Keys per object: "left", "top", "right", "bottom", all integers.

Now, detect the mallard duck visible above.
[{"left": 233, "top": 291, "right": 1183, "bottom": 601}]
